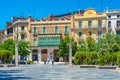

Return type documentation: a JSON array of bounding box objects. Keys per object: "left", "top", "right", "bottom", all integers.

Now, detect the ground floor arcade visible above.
[{"left": 28, "top": 46, "right": 59, "bottom": 62}]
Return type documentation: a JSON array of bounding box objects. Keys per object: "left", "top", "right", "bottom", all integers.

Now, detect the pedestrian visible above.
[
  {"left": 43, "top": 58, "right": 47, "bottom": 64},
  {"left": 47, "top": 57, "right": 50, "bottom": 64},
  {"left": 52, "top": 58, "right": 54, "bottom": 66}
]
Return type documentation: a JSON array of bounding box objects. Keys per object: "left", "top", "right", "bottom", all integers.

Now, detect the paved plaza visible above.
[{"left": 0, "top": 64, "right": 120, "bottom": 80}]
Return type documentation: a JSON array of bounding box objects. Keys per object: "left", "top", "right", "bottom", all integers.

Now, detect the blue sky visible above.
[{"left": 0, "top": 0, "right": 120, "bottom": 30}]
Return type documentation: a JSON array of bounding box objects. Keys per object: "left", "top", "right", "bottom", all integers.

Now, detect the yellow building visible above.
[{"left": 72, "top": 8, "right": 106, "bottom": 45}]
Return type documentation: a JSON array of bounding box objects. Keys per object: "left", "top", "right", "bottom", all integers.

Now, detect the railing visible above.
[
  {"left": 74, "top": 25, "right": 106, "bottom": 30},
  {"left": 106, "top": 10, "right": 120, "bottom": 13},
  {"left": 33, "top": 32, "right": 37, "bottom": 36},
  {"left": 38, "top": 31, "right": 62, "bottom": 34},
  {"left": 6, "top": 33, "right": 13, "bottom": 37},
  {"left": 20, "top": 29, "right": 27, "bottom": 34}
]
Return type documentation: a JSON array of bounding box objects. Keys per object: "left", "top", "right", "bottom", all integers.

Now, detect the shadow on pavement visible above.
[{"left": 0, "top": 70, "right": 32, "bottom": 80}]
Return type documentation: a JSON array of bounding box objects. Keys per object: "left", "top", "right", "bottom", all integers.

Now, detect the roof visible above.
[{"left": 41, "top": 10, "right": 84, "bottom": 21}]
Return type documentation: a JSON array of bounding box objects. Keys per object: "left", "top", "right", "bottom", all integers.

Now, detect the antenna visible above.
[
  {"left": 78, "top": 0, "right": 80, "bottom": 9},
  {"left": 100, "top": 0, "right": 103, "bottom": 12},
  {"left": 32, "top": 1, "right": 35, "bottom": 19},
  {"left": 20, "top": 9, "right": 24, "bottom": 17},
  {"left": 66, "top": 0, "right": 69, "bottom": 13}
]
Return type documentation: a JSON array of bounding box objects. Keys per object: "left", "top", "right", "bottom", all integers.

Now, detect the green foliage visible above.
[
  {"left": 74, "top": 32, "right": 120, "bottom": 66},
  {"left": 74, "top": 52, "right": 98, "bottom": 65},
  {"left": 0, "top": 39, "right": 15, "bottom": 54},
  {"left": 0, "top": 39, "right": 30, "bottom": 56},
  {"left": 74, "top": 51, "right": 120, "bottom": 66},
  {"left": 79, "top": 37, "right": 96, "bottom": 52},
  {"left": 116, "top": 52, "right": 120, "bottom": 67},
  {"left": 18, "top": 40, "right": 30, "bottom": 56},
  {"left": 27, "top": 60, "right": 33, "bottom": 64},
  {"left": 74, "top": 51, "right": 86, "bottom": 65},
  {"left": 57, "top": 36, "right": 78, "bottom": 58},
  {"left": 0, "top": 50, "right": 13, "bottom": 63}
]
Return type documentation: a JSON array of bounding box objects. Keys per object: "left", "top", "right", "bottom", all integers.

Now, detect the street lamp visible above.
[
  {"left": 69, "top": 41, "right": 72, "bottom": 67},
  {"left": 15, "top": 26, "right": 19, "bottom": 66}
]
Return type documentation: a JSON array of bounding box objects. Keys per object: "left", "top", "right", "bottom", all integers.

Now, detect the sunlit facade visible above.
[
  {"left": 72, "top": 8, "right": 106, "bottom": 46},
  {"left": 106, "top": 9, "right": 120, "bottom": 35},
  {"left": 5, "top": 8, "right": 120, "bottom": 62}
]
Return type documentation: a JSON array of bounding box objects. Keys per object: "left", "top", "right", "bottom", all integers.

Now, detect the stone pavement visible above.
[{"left": 0, "top": 64, "right": 120, "bottom": 80}]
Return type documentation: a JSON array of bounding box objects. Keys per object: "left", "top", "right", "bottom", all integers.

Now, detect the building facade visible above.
[
  {"left": 30, "top": 14, "right": 72, "bottom": 62},
  {"left": 6, "top": 14, "right": 72, "bottom": 62},
  {"left": 106, "top": 9, "right": 120, "bottom": 35},
  {"left": 72, "top": 8, "right": 106, "bottom": 45},
  {"left": 5, "top": 8, "right": 120, "bottom": 62},
  {"left": 0, "top": 30, "right": 5, "bottom": 44}
]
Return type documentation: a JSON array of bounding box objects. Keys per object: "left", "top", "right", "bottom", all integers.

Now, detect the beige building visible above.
[
  {"left": 0, "top": 30, "right": 5, "bottom": 44},
  {"left": 6, "top": 13, "right": 73, "bottom": 62}
]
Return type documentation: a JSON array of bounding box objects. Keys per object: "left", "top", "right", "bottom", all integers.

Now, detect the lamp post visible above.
[
  {"left": 69, "top": 41, "right": 72, "bottom": 67},
  {"left": 15, "top": 26, "right": 18, "bottom": 66}
]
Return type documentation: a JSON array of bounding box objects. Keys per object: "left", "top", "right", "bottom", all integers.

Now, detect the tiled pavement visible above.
[{"left": 0, "top": 63, "right": 120, "bottom": 80}]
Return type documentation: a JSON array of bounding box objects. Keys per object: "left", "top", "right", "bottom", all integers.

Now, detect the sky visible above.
[{"left": 0, "top": 0, "right": 120, "bottom": 30}]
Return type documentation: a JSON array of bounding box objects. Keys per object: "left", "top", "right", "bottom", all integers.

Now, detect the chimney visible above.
[{"left": 78, "top": 9, "right": 81, "bottom": 14}]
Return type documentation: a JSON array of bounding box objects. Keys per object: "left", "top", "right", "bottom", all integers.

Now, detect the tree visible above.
[
  {"left": 18, "top": 40, "right": 30, "bottom": 56},
  {"left": 57, "top": 36, "right": 78, "bottom": 58},
  {"left": 0, "top": 39, "right": 30, "bottom": 56},
  {"left": 0, "top": 39, "right": 15, "bottom": 54},
  {"left": 0, "top": 50, "right": 13, "bottom": 63},
  {"left": 79, "top": 37, "right": 96, "bottom": 52}
]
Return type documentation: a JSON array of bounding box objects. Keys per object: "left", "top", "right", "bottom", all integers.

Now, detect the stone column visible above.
[
  {"left": 48, "top": 47, "right": 53, "bottom": 59},
  {"left": 38, "top": 47, "right": 41, "bottom": 62},
  {"left": 28, "top": 52, "right": 32, "bottom": 61}
]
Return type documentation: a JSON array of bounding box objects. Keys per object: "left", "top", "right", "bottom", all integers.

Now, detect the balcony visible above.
[
  {"left": 64, "top": 32, "right": 69, "bottom": 35},
  {"left": 77, "top": 37, "right": 83, "bottom": 41},
  {"left": 38, "top": 31, "right": 61, "bottom": 35},
  {"left": 20, "top": 30, "right": 26, "bottom": 34},
  {"left": 115, "top": 26, "right": 120, "bottom": 30},
  {"left": 6, "top": 33, "right": 13, "bottom": 37},
  {"left": 74, "top": 25, "right": 106, "bottom": 30},
  {"left": 33, "top": 32, "right": 37, "bottom": 36}
]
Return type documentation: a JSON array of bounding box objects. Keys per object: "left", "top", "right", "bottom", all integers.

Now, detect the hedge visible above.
[{"left": 0, "top": 50, "right": 13, "bottom": 64}]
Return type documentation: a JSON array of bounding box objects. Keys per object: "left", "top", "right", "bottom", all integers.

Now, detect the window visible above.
[
  {"left": 78, "top": 41, "right": 81, "bottom": 46},
  {"left": 108, "top": 21, "right": 111, "bottom": 27},
  {"left": 21, "top": 26, "right": 24, "bottom": 32},
  {"left": 108, "top": 16, "right": 111, "bottom": 18},
  {"left": 88, "top": 21, "right": 92, "bottom": 28},
  {"left": 89, "top": 31, "right": 92, "bottom": 36},
  {"left": 33, "top": 39, "right": 37, "bottom": 46},
  {"left": 79, "top": 21, "right": 82, "bottom": 28},
  {"left": 116, "top": 21, "right": 120, "bottom": 27},
  {"left": 55, "top": 26, "right": 58, "bottom": 33},
  {"left": 34, "top": 27, "right": 37, "bottom": 35},
  {"left": 43, "top": 27, "right": 46, "bottom": 34},
  {"left": 98, "top": 20, "right": 102, "bottom": 27},
  {"left": 21, "top": 34, "right": 25, "bottom": 40},
  {"left": 117, "top": 15, "right": 120, "bottom": 18},
  {"left": 98, "top": 31, "right": 102, "bottom": 37},
  {"left": 116, "top": 30, "right": 120, "bottom": 35},
  {"left": 64, "top": 26, "right": 68, "bottom": 34},
  {"left": 78, "top": 32, "right": 82, "bottom": 38}
]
